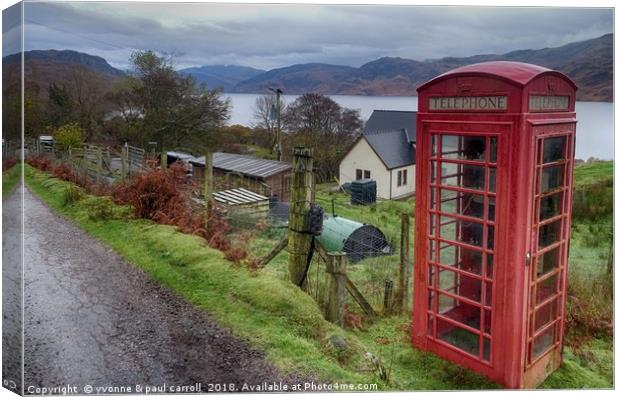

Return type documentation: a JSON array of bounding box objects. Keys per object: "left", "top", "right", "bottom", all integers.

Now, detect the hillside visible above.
[
  {"left": 233, "top": 34, "right": 613, "bottom": 101},
  {"left": 3, "top": 33, "right": 612, "bottom": 101},
  {"left": 2, "top": 49, "right": 125, "bottom": 100},
  {"left": 178, "top": 65, "right": 265, "bottom": 91}
]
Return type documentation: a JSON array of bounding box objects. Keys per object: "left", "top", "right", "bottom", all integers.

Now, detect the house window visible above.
[
  {"left": 364, "top": 170, "right": 371, "bottom": 179},
  {"left": 356, "top": 169, "right": 363, "bottom": 180},
  {"left": 397, "top": 169, "right": 408, "bottom": 187},
  {"left": 283, "top": 175, "right": 291, "bottom": 192}
]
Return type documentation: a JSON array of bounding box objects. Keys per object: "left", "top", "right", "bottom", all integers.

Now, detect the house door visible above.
[{"left": 523, "top": 130, "right": 574, "bottom": 386}]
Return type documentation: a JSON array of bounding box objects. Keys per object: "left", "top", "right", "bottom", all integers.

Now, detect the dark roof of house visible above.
[
  {"left": 364, "top": 110, "right": 417, "bottom": 143},
  {"left": 363, "top": 129, "right": 415, "bottom": 169},
  {"left": 190, "top": 152, "right": 291, "bottom": 179}
]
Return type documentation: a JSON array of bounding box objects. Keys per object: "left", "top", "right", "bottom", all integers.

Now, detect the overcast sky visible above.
[{"left": 3, "top": 1, "right": 614, "bottom": 71}]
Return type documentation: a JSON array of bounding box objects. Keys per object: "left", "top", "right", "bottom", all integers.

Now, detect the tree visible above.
[
  {"left": 213, "top": 125, "right": 253, "bottom": 154},
  {"left": 2, "top": 93, "right": 46, "bottom": 140},
  {"left": 47, "top": 68, "right": 109, "bottom": 140},
  {"left": 251, "top": 94, "right": 285, "bottom": 154},
  {"left": 48, "top": 82, "right": 73, "bottom": 126},
  {"left": 282, "top": 93, "right": 362, "bottom": 182},
  {"left": 65, "top": 68, "right": 108, "bottom": 139},
  {"left": 283, "top": 93, "right": 342, "bottom": 134},
  {"left": 119, "top": 50, "right": 231, "bottom": 150}
]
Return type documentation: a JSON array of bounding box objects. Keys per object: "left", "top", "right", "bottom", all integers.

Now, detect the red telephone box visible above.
[{"left": 412, "top": 61, "right": 577, "bottom": 389}]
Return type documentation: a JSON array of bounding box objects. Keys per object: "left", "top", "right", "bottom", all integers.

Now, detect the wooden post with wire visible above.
[
  {"left": 204, "top": 150, "right": 214, "bottom": 231},
  {"left": 396, "top": 212, "right": 411, "bottom": 312},
  {"left": 288, "top": 147, "right": 314, "bottom": 286},
  {"left": 325, "top": 252, "right": 347, "bottom": 326}
]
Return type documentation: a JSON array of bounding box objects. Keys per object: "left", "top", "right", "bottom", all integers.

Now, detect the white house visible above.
[{"left": 339, "top": 110, "right": 416, "bottom": 200}]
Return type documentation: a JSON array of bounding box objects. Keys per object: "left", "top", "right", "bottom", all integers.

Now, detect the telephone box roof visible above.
[{"left": 417, "top": 61, "right": 577, "bottom": 91}]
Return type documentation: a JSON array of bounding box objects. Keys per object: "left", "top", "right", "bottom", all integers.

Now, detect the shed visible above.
[
  {"left": 167, "top": 151, "right": 198, "bottom": 165},
  {"left": 317, "top": 216, "right": 391, "bottom": 262},
  {"left": 213, "top": 187, "right": 270, "bottom": 218},
  {"left": 166, "top": 151, "right": 199, "bottom": 174},
  {"left": 190, "top": 152, "right": 292, "bottom": 202}
]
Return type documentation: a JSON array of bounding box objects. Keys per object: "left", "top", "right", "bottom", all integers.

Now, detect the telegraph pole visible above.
[{"left": 269, "top": 87, "right": 283, "bottom": 161}]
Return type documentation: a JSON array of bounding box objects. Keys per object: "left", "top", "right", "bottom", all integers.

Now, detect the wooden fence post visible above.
[
  {"left": 256, "top": 236, "right": 288, "bottom": 269},
  {"left": 396, "top": 212, "right": 411, "bottom": 312},
  {"left": 160, "top": 149, "right": 167, "bottom": 169},
  {"left": 120, "top": 143, "right": 128, "bottom": 180},
  {"left": 204, "top": 150, "right": 214, "bottom": 230},
  {"left": 96, "top": 146, "right": 103, "bottom": 186},
  {"left": 287, "top": 147, "right": 314, "bottom": 286},
  {"left": 383, "top": 280, "right": 394, "bottom": 315},
  {"left": 607, "top": 232, "right": 613, "bottom": 276},
  {"left": 325, "top": 252, "right": 347, "bottom": 326}
]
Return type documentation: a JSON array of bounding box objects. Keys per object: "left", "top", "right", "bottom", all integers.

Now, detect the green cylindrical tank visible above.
[{"left": 317, "top": 216, "right": 391, "bottom": 262}]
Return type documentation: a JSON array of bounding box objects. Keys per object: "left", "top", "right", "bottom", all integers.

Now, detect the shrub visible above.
[
  {"left": 581, "top": 223, "right": 612, "bottom": 248},
  {"left": 572, "top": 178, "right": 613, "bottom": 221},
  {"left": 81, "top": 196, "right": 133, "bottom": 221},
  {"left": 2, "top": 158, "right": 17, "bottom": 171},
  {"left": 51, "top": 163, "right": 77, "bottom": 182},
  {"left": 110, "top": 162, "right": 192, "bottom": 223},
  {"left": 54, "top": 123, "right": 84, "bottom": 152},
  {"left": 109, "top": 163, "right": 249, "bottom": 260},
  {"left": 566, "top": 269, "right": 613, "bottom": 343},
  {"left": 63, "top": 185, "right": 85, "bottom": 206},
  {"left": 26, "top": 155, "right": 52, "bottom": 171}
]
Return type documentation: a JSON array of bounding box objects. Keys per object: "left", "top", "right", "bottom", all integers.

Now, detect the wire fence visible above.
[
  {"left": 236, "top": 174, "right": 413, "bottom": 321},
  {"left": 28, "top": 141, "right": 148, "bottom": 185}
]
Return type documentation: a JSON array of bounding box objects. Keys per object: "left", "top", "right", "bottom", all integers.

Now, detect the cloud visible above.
[
  {"left": 18, "top": 2, "right": 613, "bottom": 70},
  {"left": 3, "top": 3, "right": 22, "bottom": 56}
]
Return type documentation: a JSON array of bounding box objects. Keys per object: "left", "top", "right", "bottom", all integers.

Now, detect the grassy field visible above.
[
  {"left": 2, "top": 163, "right": 21, "bottom": 199},
  {"left": 24, "top": 160, "right": 613, "bottom": 389},
  {"left": 573, "top": 161, "right": 613, "bottom": 188}
]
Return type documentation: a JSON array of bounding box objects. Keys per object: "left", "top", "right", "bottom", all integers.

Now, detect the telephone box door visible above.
[
  {"left": 419, "top": 121, "right": 508, "bottom": 376},
  {"left": 522, "top": 123, "right": 576, "bottom": 387}
]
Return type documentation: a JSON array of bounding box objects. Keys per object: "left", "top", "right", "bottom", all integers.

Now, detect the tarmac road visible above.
[{"left": 7, "top": 188, "right": 300, "bottom": 394}]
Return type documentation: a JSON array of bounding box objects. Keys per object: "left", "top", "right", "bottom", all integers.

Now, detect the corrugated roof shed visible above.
[
  {"left": 190, "top": 152, "right": 291, "bottom": 179},
  {"left": 364, "top": 110, "right": 417, "bottom": 143},
  {"left": 364, "top": 129, "right": 415, "bottom": 169}
]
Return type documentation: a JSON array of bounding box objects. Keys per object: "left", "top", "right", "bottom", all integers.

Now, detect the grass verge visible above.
[{"left": 2, "top": 163, "right": 21, "bottom": 199}]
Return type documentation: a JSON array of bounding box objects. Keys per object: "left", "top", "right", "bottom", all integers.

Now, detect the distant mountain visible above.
[
  {"left": 178, "top": 65, "right": 265, "bottom": 91},
  {"left": 233, "top": 63, "right": 360, "bottom": 95},
  {"left": 2, "top": 49, "right": 125, "bottom": 99},
  {"left": 3, "top": 34, "right": 612, "bottom": 102},
  {"left": 233, "top": 34, "right": 613, "bottom": 101}
]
